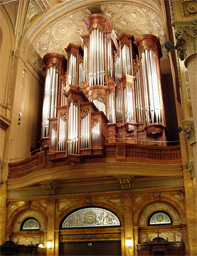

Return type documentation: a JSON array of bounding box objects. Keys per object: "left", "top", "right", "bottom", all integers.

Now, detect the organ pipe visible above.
[
  {"left": 124, "top": 86, "right": 134, "bottom": 122},
  {"left": 135, "top": 69, "right": 143, "bottom": 123},
  {"left": 59, "top": 114, "right": 66, "bottom": 151},
  {"left": 42, "top": 15, "right": 166, "bottom": 156},
  {"left": 81, "top": 111, "right": 90, "bottom": 148},
  {"left": 67, "top": 101, "right": 78, "bottom": 154},
  {"left": 89, "top": 28, "right": 105, "bottom": 86},
  {"left": 108, "top": 92, "right": 115, "bottom": 123},
  {"left": 141, "top": 50, "right": 161, "bottom": 124},
  {"left": 116, "top": 89, "right": 122, "bottom": 120}
]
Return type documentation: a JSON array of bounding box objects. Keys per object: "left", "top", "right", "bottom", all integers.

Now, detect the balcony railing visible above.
[{"left": 8, "top": 144, "right": 182, "bottom": 179}]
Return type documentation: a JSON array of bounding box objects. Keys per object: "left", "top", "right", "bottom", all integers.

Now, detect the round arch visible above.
[
  {"left": 6, "top": 204, "right": 47, "bottom": 234},
  {"left": 60, "top": 206, "right": 121, "bottom": 229},
  {"left": 57, "top": 200, "right": 124, "bottom": 230},
  {"left": 137, "top": 200, "right": 183, "bottom": 227}
]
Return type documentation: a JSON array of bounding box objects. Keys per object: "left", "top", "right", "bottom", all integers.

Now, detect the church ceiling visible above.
[{"left": 22, "top": 0, "right": 166, "bottom": 72}]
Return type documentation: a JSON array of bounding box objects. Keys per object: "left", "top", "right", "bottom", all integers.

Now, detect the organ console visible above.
[{"left": 40, "top": 13, "right": 166, "bottom": 160}]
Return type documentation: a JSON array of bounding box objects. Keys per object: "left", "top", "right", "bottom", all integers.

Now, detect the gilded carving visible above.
[
  {"left": 173, "top": 20, "right": 197, "bottom": 61},
  {"left": 181, "top": 1, "right": 197, "bottom": 17},
  {"left": 183, "top": 120, "right": 196, "bottom": 145},
  {"left": 92, "top": 118, "right": 99, "bottom": 128},
  {"left": 81, "top": 109, "right": 90, "bottom": 120}
]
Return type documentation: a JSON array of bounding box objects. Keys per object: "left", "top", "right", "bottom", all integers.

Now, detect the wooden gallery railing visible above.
[{"left": 8, "top": 144, "right": 182, "bottom": 179}]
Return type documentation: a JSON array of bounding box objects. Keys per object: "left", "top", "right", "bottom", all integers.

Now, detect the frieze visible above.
[{"left": 60, "top": 233, "right": 121, "bottom": 242}]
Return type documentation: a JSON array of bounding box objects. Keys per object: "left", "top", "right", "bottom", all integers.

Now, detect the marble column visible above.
[
  {"left": 173, "top": 20, "right": 197, "bottom": 184},
  {"left": 173, "top": 19, "right": 197, "bottom": 256}
]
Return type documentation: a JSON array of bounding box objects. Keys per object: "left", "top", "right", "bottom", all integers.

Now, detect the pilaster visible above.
[
  {"left": 183, "top": 167, "right": 197, "bottom": 255},
  {"left": 123, "top": 195, "right": 134, "bottom": 256},
  {"left": 0, "top": 182, "right": 7, "bottom": 245}
]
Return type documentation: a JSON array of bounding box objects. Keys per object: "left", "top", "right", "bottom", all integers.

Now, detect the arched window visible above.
[
  {"left": 61, "top": 207, "right": 120, "bottom": 229},
  {"left": 148, "top": 211, "right": 172, "bottom": 226},
  {"left": 20, "top": 218, "right": 40, "bottom": 231}
]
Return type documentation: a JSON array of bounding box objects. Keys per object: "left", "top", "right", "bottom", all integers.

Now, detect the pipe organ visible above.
[{"left": 41, "top": 14, "right": 166, "bottom": 160}]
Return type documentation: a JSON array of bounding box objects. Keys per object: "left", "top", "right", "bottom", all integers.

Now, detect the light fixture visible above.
[
  {"left": 177, "top": 126, "right": 184, "bottom": 133},
  {"left": 126, "top": 239, "right": 133, "bottom": 247},
  {"left": 38, "top": 244, "right": 44, "bottom": 248},
  {"left": 46, "top": 241, "right": 52, "bottom": 249},
  {"left": 164, "top": 41, "right": 175, "bottom": 52}
]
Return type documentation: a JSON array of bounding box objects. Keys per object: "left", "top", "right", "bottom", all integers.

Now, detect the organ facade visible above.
[{"left": 41, "top": 14, "right": 166, "bottom": 160}]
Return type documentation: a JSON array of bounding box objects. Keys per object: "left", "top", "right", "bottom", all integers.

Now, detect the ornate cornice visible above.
[
  {"left": 172, "top": 19, "right": 197, "bottom": 64},
  {"left": 183, "top": 120, "right": 196, "bottom": 146}
]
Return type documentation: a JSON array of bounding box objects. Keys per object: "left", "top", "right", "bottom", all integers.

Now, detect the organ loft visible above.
[{"left": 41, "top": 13, "right": 166, "bottom": 161}]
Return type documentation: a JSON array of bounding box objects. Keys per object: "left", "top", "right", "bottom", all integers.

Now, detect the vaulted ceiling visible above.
[{"left": 2, "top": 0, "right": 168, "bottom": 72}]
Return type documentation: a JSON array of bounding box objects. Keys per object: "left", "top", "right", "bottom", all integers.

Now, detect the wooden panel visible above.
[{"left": 60, "top": 241, "right": 121, "bottom": 256}]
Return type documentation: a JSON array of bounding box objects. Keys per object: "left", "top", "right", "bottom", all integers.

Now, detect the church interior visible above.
[{"left": 0, "top": 0, "right": 197, "bottom": 255}]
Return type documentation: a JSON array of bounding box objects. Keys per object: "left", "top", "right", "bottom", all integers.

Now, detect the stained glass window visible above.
[
  {"left": 61, "top": 207, "right": 120, "bottom": 228},
  {"left": 148, "top": 211, "right": 172, "bottom": 226},
  {"left": 21, "top": 218, "right": 40, "bottom": 231}
]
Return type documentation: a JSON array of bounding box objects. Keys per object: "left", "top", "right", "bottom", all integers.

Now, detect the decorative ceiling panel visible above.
[{"left": 28, "top": 1, "right": 166, "bottom": 71}]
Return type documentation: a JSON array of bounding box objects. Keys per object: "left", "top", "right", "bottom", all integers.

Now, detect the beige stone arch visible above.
[
  {"left": 137, "top": 200, "right": 183, "bottom": 227},
  {"left": 0, "top": 7, "right": 14, "bottom": 108},
  {"left": 57, "top": 200, "right": 124, "bottom": 230},
  {"left": 6, "top": 204, "right": 47, "bottom": 234}
]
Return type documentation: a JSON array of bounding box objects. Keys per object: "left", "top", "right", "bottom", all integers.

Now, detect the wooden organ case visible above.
[{"left": 40, "top": 14, "right": 167, "bottom": 161}]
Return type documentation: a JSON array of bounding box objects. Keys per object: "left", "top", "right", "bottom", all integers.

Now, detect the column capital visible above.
[
  {"left": 187, "top": 161, "right": 195, "bottom": 178},
  {"left": 172, "top": 19, "right": 197, "bottom": 66},
  {"left": 183, "top": 120, "right": 196, "bottom": 146}
]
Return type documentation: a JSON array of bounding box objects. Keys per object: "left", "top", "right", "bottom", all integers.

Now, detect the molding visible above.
[
  {"left": 172, "top": 19, "right": 197, "bottom": 63},
  {"left": 0, "top": 114, "right": 11, "bottom": 130}
]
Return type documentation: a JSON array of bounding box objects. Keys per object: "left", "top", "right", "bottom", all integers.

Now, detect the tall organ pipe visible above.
[{"left": 89, "top": 28, "right": 105, "bottom": 86}]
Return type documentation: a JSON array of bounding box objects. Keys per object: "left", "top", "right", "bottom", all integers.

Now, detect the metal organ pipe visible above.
[
  {"left": 115, "top": 56, "right": 121, "bottom": 82},
  {"left": 83, "top": 46, "right": 87, "bottom": 81},
  {"left": 124, "top": 86, "right": 134, "bottom": 123},
  {"left": 135, "top": 69, "right": 143, "bottom": 123},
  {"left": 116, "top": 89, "right": 122, "bottom": 120},
  {"left": 89, "top": 29, "right": 105, "bottom": 86},
  {"left": 141, "top": 50, "right": 161, "bottom": 124},
  {"left": 108, "top": 92, "right": 115, "bottom": 123},
  {"left": 108, "top": 40, "right": 113, "bottom": 77},
  {"left": 68, "top": 101, "right": 78, "bottom": 154},
  {"left": 59, "top": 115, "right": 66, "bottom": 151},
  {"left": 81, "top": 112, "right": 90, "bottom": 148},
  {"left": 121, "top": 45, "right": 131, "bottom": 76},
  {"left": 42, "top": 66, "right": 59, "bottom": 138},
  {"left": 68, "top": 54, "right": 77, "bottom": 85}
]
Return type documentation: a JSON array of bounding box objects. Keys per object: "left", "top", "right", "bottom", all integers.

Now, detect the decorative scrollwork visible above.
[
  {"left": 173, "top": 20, "right": 197, "bottom": 61},
  {"left": 68, "top": 98, "right": 79, "bottom": 107},
  {"left": 81, "top": 109, "right": 90, "bottom": 120},
  {"left": 60, "top": 112, "right": 67, "bottom": 121},
  {"left": 92, "top": 118, "right": 99, "bottom": 128}
]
